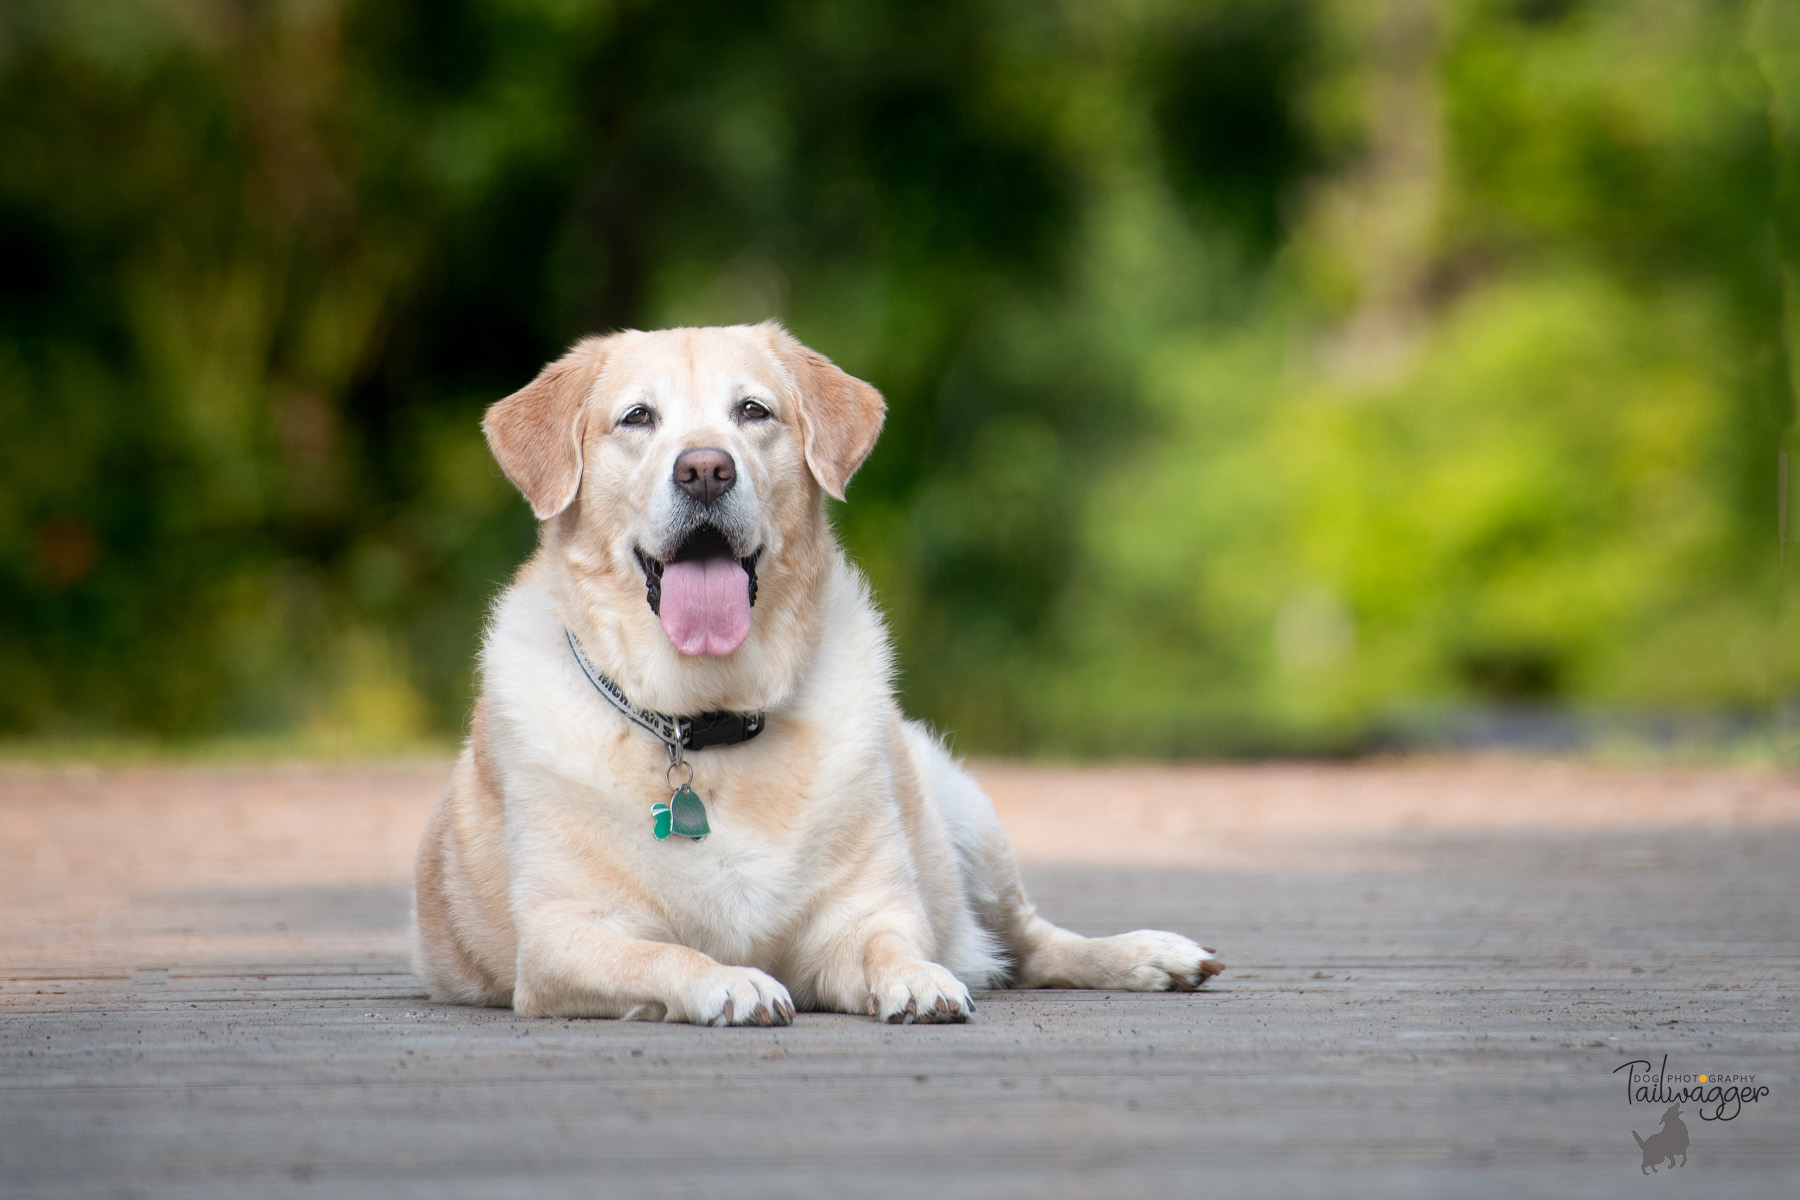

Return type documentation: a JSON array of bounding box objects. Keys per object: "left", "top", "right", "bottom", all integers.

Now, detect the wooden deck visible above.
[{"left": 2, "top": 759, "right": 1798, "bottom": 1196}]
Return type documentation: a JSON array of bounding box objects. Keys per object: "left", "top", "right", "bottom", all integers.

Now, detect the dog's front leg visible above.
[
  {"left": 861, "top": 928, "right": 975, "bottom": 1024},
  {"left": 806, "top": 913, "right": 974, "bottom": 1024},
  {"left": 512, "top": 901, "right": 794, "bottom": 1025}
]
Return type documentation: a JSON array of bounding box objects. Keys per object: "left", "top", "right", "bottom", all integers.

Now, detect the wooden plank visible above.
[{"left": 2, "top": 761, "right": 1797, "bottom": 1196}]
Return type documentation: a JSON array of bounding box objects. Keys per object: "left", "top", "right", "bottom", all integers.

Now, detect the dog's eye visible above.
[
  {"left": 736, "top": 399, "right": 771, "bottom": 423},
  {"left": 619, "top": 405, "right": 654, "bottom": 428}
]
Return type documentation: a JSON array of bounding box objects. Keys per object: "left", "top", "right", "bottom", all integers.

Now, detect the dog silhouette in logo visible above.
[{"left": 1632, "top": 1103, "right": 1689, "bottom": 1173}]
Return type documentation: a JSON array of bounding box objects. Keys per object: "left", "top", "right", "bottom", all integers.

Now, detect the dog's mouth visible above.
[{"left": 634, "top": 526, "right": 761, "bottom": 657}]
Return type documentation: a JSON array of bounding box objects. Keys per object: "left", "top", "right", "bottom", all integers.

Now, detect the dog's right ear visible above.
[{"left": 482, "top": 337, "right": 608, "bottom": 519}]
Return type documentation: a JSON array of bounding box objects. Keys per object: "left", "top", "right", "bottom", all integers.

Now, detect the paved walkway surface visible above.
[{"left": 2, "top": 759, "right": 1797, "bottom": 1198}]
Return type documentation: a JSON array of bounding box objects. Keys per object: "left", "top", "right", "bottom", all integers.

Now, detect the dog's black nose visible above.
[{"left": 673, "top": 447, "right": 736, "bottom": 505}]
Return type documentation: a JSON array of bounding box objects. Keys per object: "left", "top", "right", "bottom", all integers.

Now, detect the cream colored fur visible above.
[{"left": 411, "top": 323, "right": 1224, "bottom": 1025}]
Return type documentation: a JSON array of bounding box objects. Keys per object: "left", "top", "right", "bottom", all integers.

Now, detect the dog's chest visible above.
[
  {"left": 622, "top": 722, "right": 838, "bottom": 954},
  {"left": 635, "top": 820, "right": 807, "bottom": 964},
  {"left": 537, "top": 695, "right": 867, "bottom": 965}
]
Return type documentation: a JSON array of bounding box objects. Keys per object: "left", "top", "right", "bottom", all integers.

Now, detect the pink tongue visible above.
[{"left": 658, "top": 558, "right": 752, "bottom": 656}]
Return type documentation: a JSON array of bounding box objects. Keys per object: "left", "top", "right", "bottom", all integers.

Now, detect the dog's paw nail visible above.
[
  {"left": 721, "top": 998, "right": 734, "bottom": 1023},
  {"left": 1202, "top": 947, "right": 1217, "bottom": 954},
  {"left": 866, "top": 993, "right": 878, "bottom": 1016},
  {"left": 754, "top": 1004, "right": 772, "bottom": 1025}
]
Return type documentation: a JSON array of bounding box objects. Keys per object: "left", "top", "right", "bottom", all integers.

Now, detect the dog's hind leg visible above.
[
  {"left": 1004, "top": 906, "right": 1225, "bottom": 990},
  {"left": 911, "top": 729, "right": 1224, "bottom": 991}
]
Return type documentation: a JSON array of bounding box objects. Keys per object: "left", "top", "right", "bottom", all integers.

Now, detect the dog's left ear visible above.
[
  {"left": 483, "top": 337, "right": 609, "bottom": 519},
  {"left": 763, "top": 323, "right": 886, "bottom": 500}
]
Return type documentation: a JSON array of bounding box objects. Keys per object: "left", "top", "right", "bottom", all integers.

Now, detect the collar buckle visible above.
[{"left": 684, "top": 711, "right": 764, "bottom": 751}]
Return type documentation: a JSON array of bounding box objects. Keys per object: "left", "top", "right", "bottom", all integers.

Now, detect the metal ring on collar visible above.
[{"left": 666, "top": 760, "right": 694, "bottom": 791}]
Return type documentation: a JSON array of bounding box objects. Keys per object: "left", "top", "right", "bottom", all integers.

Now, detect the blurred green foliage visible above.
[{"left": 1, "top": 0, "right": 1795, "bottom": 755}]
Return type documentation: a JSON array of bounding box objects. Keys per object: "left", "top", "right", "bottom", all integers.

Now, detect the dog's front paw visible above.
[
  {"left": 866, "top": 961, "right": 974, "bottom": 1024},
  {"left": 1107, "top": 930, "right": 1225, "bottom": 991},
  {"left": 687, "top": 967, "right": 795, "bottom": 1027}
]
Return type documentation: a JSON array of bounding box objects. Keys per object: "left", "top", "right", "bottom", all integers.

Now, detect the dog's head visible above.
[{"left": 483, "top": 323, "right": 885, "bottom": 660}]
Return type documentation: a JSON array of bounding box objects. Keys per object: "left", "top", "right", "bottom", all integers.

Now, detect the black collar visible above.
[{"left": 566, "top": 629, "right": 766, "bottom": 752}]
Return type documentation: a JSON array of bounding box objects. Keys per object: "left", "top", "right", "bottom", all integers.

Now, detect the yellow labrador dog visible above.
[{"left": 412, "top": 323, "right": 1223, "bottom": 1025}]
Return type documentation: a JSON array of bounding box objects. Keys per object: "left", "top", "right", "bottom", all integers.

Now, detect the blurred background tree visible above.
[{"left": 0, "top": 0, "right": 1793, "bottom": 756}]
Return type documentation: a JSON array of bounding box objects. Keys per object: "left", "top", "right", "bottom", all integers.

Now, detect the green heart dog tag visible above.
[
  {"left": 650, "top": 802, "right": 672, "bottom": 840},
  {"left": 669, "top": 785, "right": 710, "bottom": 839}
]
